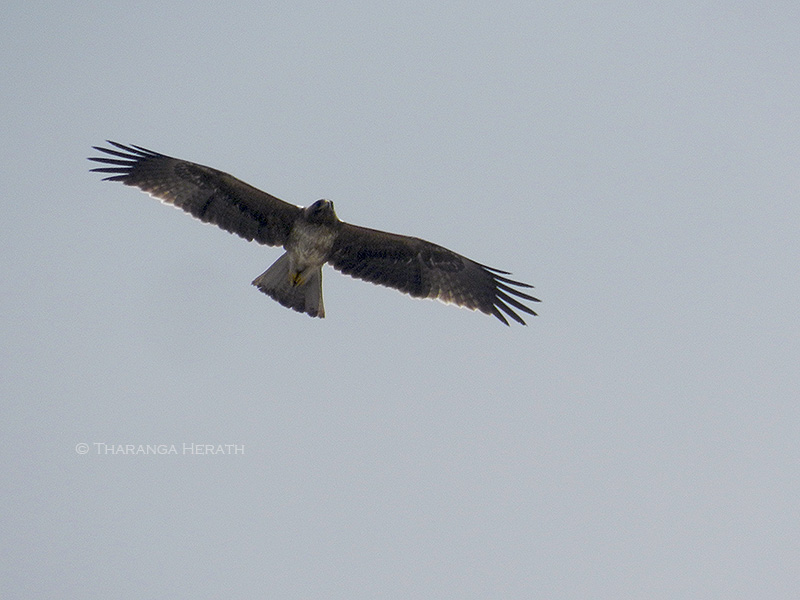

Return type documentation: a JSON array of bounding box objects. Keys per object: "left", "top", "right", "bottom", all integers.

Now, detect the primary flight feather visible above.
[{"left": 89, "top": 142, "right": 540, "bottom": 325}]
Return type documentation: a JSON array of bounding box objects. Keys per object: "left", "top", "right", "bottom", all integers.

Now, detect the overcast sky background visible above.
[{"left": 3, "top": 2, "right": 799, "bottom": 598}]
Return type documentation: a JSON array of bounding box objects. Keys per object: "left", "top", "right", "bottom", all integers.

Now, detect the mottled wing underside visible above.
[
  {"left": 89, "top": 142, "right": 301, "bottom": 246},
  {"left": 328, "top": 223, "right": 540, "bottom": 325}
]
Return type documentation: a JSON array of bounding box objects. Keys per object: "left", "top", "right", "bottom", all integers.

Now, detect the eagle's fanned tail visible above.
[{"left": 252, "top": 253, "right": 325, "bottom": 318}]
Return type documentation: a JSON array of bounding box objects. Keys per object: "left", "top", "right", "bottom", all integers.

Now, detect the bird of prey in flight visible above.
[{"left": 89, "top": 142, "right": 540, "bottom": 325}]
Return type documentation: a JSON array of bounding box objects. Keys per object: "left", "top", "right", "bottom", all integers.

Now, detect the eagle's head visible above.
[{"left": 304, "top": 199, "right": 338, "bottom": 225}]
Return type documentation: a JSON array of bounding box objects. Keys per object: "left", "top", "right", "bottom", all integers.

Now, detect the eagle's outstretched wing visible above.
[
  {"left": 89, "top": 142, "right": 301, "bottom": 246},
  {"left": 328, "top": 223, "right": 540, "bottom": 325}
]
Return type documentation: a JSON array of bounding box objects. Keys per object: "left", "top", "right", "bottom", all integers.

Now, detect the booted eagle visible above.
[{"left": 89, "top": 142, "right": 540, "bottom": 325}]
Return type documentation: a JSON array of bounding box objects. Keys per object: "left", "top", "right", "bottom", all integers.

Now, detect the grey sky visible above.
[{"left": 3, "top": 2, "right": 799, "bottom": 598}]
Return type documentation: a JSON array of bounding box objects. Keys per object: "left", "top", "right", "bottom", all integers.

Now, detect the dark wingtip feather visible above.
[
  {"left": 105, "top": 140, "right": 156, "bottom": 156},
  {"left": 492, "top": 272, "right": 535, "bottom": 289},
  {"left": 88, "top": 141, "right": 162, "bottom": 163},
  {"left": 477, "top": 263, "right": 540, "bottom": 325},
  {"left": 496, "top": 280, "right": 541, "bottom": 303},
  {"left": 481, "top": 264, "right": 512, "bottom": 275},
  {"left": 495, "top": 298, "right": 528, "bottom": 325},
  {"left": 496, "top": 289, "right": 538, "bottom": 317},
  {"left": 490, "top": 306, "right": 511, "bottom": 326},
  {"left": 88, "top": 141, "right": 165, "bottom": 182}
]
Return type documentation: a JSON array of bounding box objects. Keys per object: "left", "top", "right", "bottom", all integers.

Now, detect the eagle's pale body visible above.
[
  {"left": 89, "top": 142, "right": 540, "bottom": 325},
  {"left": 286, "top": 204, "right": 339, "bottom": 273}
]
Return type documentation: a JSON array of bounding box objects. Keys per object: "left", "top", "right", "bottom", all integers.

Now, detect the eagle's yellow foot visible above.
[{"left": 290, "top": 272, "right": 305, "bottom": 287}]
